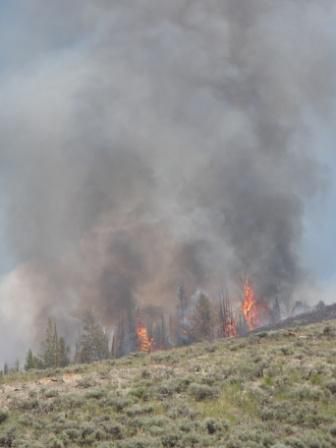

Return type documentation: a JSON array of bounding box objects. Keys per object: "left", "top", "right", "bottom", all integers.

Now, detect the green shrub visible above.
[
  {"left": 80, "top": 421, "right": 96, "bottom": 439},
  {"left": 19, "top": 398, "right": 40, "bottom": 411},
  {"left": 161, "top": 433, "right": 179, "bottom": 447},
  {"left": 325, "top": 380, "right": 336, "bottom": 395},
  {"left": 61, "top": 393, "right": 85, "bottom": 409},
  {"left": 101, "top": 422, "right": 123, "bottom": 439},
  {"left": 47, "top": 436, "right": 64, "bottom": 448},
  {"left": 44, "top": 389, "right": 59, "bottom": 399},
  {"left": 0, "top": 411, "right": 8, "bottom": 425},
  {"left": 77, "top": 376, "right": 97, "bottom": 388},
  {"left": 116, "top": 435, "right": 157, "bottom": 448},
  {"left": 166, "top": 403, "right": 197, "bottom": 420},
  {"left": 65, "top": 427, "right": 80, "bottom": 441},
  {"left": 107, "top": 395, "right": 133, "bottom": 411},
  {"left": 128, "top": 385, "right": 152, "bottom": 401},
  {"left": 203, "top": 417, "right": 225, "bottom": 435},
  {"left": 188, "top": 383, "right": 219, "bottom": 401},
  {"left": 126, "top": 404, "right": 154, "bottom": 417},
  {"left": 285, "top": 437, "right": 306, "bottom": 448},
  {"left": 289, "top": 385, "right": 324, "bottom": 401},
  {"left": 0, "top": 428, "right": 16, "bottom": 447},
  {"left": 85, "top": 388, "right": 106, "bottom": 400},
  {"left": 330, "top": 426, "right": 336, "bottom": 437}
]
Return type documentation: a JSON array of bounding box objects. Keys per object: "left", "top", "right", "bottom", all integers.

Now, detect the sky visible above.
[
  {"left": 302, "top": 138, "right": 336, "bottom": 284},
  {"left": 0, "top": 1, "right": 334, "bottom": 281},
  {"left": 0, "top": 1, "right": 336, "bottom": 365}
]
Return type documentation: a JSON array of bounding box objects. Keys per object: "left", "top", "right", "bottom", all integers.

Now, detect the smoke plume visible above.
[{"left": 0, "top": 0, "right": 335, "bottom": 363}]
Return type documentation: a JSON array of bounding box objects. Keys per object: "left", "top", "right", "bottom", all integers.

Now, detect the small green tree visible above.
[
  {"left": 58, "top": 337, "right": 70, "bottom": 367},
  {"left": 25, "top": 350, "right": 35, "bottom": 371},
  {"left": 24, "top": 349, "right": 43, "bottom": 370},
  {"left": 78, "top": 312, "right": 110, "bottom": 364},
  {"left": 41, "top": 318, "right": 70, "bottom": 369},
  {"left": 42, "top": 318, "right": 59, "bottom": 368}
]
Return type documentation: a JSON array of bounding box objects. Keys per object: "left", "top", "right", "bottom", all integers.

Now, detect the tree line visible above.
[
  {"left": 1, "top": 311, "right": 111, "bottom": 373},
  {"left": 1, "top": 288, "right": 282, "bottom": 373}
]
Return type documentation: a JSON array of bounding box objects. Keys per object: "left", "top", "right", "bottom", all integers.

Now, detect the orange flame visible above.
[
  {"left": 242, "top": 281, "right": 258, "bottom": 330},
  {"left": 136, "top": 323, "right": 153, "bottom": 353},
  {"left": 242, "top": 280, "right": 270, "bottom": 330}
]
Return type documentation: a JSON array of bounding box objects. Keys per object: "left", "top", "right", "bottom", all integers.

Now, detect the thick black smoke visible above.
[{"left": 0, "top": 0, "right": 335, "bottom": 363}]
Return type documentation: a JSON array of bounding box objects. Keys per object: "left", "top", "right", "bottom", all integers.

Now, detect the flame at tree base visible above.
[
  {"left": 224, "top": 319, "right": 237, "bottom": 337},
  {"left": 136, "top": 323, "right": 153, "bottom": 353}
]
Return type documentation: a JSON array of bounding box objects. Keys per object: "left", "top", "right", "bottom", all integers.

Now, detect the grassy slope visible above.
[{"left": 1, "top": 321, "right": 336, "bottom": 448}]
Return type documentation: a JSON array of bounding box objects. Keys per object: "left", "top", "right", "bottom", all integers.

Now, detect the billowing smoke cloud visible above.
[{"left": 0, "top": 0, "right": 335, "bottom": 363}]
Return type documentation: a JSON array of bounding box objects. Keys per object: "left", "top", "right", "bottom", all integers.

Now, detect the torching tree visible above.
[{"left": 218, "top": 291, "right": 237, "bottom": 338}]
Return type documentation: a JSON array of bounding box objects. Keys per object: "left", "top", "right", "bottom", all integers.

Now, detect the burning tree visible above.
[
  {"left": 241, "top": 280, "right": 271, "bottom": 330},
  {"left": 136, "top": 322, "right": 153, "bottom": 353},
  {"left": 218, "top": 291, "right": 237, "bottom": 338}
]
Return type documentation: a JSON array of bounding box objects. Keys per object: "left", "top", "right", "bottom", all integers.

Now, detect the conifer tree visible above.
[
  {"left": 42, "top": 318, "right": 59, "bottom": 368},
  {"left": 176, "top": 285, "right": 190, "bottom": 345},
  {"left": 114, "top": 309, "right": 137, "bottom": 357},
  {"left": 24, "top": 349, "right": 43, "bottom": 370},
  {"left": 25, "top": 350, "right": 35, "bottom": 370},
  {"left": 41, "top": 318, "right": 70, "bottom": 368},
  {"left": 58, "top": 337, "right": 70, "bottom": 367},
  {"left": 78, "top": 312, "right": 110, "bottom": 363},
  {"left": 190, "top": 293, "right": 214, "bottom": 342}
]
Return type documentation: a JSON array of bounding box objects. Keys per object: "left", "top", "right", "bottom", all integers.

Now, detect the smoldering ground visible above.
[{"left": 0, "top": 0, "right": 335, "bottom": 363}]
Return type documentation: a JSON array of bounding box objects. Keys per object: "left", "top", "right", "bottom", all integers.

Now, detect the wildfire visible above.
[
  {"left": 224, "top": 318, "right": 237, "bottom": 337},
  {"left": 136, "top": 323, "right": 153, "bottom": 353},
  {"left": 242, "top": 280, "right": 258, "bottom": 330},
  {"left": 242, "top": 280, "right": 271, "bottom": 330}
]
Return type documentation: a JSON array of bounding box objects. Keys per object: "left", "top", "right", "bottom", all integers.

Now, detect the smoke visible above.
[{"left": 0, "top": 0, "right": 335, "bottom": 363}]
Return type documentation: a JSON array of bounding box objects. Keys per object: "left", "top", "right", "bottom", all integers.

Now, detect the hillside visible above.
[{"left": 1, "top": 321, "right": 336, "bottom": 448}]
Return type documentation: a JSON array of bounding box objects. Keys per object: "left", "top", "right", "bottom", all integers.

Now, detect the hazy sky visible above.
[
  {"left": 0, "top": 1, "right": 335, "bottom": 282},
  {"left": 1, "top": 1, "right": 336, "bottom": 366}
]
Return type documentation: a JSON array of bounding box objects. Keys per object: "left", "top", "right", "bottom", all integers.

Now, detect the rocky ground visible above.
[{"left": 1, "top": 320, "right": 336, "bottom": 447}]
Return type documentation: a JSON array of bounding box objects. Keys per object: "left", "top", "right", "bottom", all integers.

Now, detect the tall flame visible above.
[
  {"left": 242, "top": 280, "right": 270, "bottom": 330},
  {"left": 136, "top": 323, "right": 153, "bottom": 353},
  {"left": 242, "top": 280, "right": 259, "bottom": 330}
]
